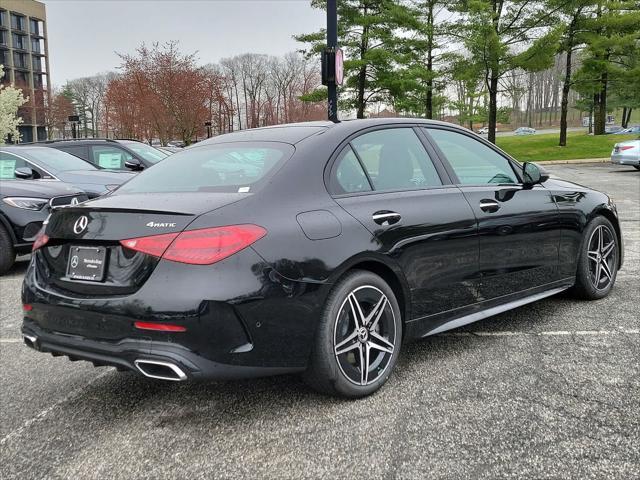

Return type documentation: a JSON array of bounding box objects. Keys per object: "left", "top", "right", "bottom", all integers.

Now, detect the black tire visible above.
[
  {"left": 570, "top": 216, "right": 618, "bottom": 300},
  {"left": 0, "top": 224, "right": 16, "bottom": 276},
  {"left": 304, "top": 270, "right": 402, "bottom": 398}
]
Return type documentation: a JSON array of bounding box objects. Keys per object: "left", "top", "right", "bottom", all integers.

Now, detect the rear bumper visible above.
[
  {"left": 610, "top": 154, "right": 639, "bottom": 166},
  {"left": 22, "top": 318, "right": 303, "bottom": 381}
]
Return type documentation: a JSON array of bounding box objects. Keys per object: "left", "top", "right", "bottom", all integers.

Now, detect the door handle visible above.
[
  {"left": 372, "top": 211, "right": 402, "bottom": 226},
  {"left": 479, "top": 199, "right": 500, "bottom": 213}
]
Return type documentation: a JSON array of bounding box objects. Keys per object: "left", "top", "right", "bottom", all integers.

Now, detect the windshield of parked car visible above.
[
  {"left": 117, "top": 142, "right": 293, "bottom": 194},
  {"left": 19, "top": 147, "right": 97, "bottom": 172},
  {"left": 120, "top": 141, "right": 169, "bottom": 164}
]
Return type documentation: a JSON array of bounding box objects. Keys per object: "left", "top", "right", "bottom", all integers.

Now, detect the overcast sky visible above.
[{"left": 42, "top": 0, "right": 325, "bottom": 86}]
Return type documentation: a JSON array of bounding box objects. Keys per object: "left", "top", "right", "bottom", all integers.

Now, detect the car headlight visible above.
[{"left": 2, "top": 197, "right": 49, "bottom": 211}]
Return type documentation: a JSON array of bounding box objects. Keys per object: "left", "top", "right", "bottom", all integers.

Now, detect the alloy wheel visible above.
[
  {"left": 587, "top": 224, "right": 616, "bottom": 290},
  {"left": 333, "top": 285, "right": 397, "bottom": 386}
]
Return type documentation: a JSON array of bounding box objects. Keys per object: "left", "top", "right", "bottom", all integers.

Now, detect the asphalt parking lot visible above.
[{"left": 1, "top": 163, "right": 638, "bottom": 479}]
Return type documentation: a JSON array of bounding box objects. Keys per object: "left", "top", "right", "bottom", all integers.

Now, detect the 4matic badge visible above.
[{"left": 146, "top": 221, "right": 177, "bottom": 228}]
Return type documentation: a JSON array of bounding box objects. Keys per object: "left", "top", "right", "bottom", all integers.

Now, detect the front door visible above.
[
  {"left": 423, "top": 127, "right": 561, "bottom": 300},
  {"left": 328, "top": 126, "right": 480, "bottom": 319}
]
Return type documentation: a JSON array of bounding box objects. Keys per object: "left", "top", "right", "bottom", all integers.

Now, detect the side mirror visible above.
[
  {"left": 522, "top": 162, "right": 548, "bottom": 186},
  {"left": 124, "top": 159, "right": 143, "bottom": 171},
  {"left": 14, "top": 167, "right": 34, "bottom": 179}
]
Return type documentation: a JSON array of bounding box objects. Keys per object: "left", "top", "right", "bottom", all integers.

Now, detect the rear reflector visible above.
[
  {"left": 120, "top": 225, "right": 266, "bottom": 265},
  {"left": 23, "top": 304, "right": 33, "bottom": 312},
  {"left": 134, "top": 321, "right": 186, "bottom": 332}
]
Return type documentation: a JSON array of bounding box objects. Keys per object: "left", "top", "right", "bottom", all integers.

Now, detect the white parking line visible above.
[
  {"left": 437, "top": 329, "right": 640, "bottom": 337},
  {"left": 0, "top": 369, "right": 112, "bottom": 446},
  {"left": 0, "top": 338, "right": 23, "bottom": 343}
]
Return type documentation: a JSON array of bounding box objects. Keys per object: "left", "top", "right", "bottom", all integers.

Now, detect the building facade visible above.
[{"left": 0, "top": 0, "right": 50, "bottom": 142}]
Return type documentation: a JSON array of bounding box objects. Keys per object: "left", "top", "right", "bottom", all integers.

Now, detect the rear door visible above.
[
  {"left": 329, "top": 126, "right": 480, "bottom": 320},
  {"left": 423, "top": 127, "right": 561, "bottom": 300}
]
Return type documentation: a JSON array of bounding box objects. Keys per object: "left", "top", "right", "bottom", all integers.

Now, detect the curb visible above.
[{"left": 535, "top": 158, "right": 609, "bottom": 165}]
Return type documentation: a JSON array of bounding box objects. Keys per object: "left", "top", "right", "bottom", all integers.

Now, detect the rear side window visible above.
[
  {"left": 57, "top": 145, "right": 90, "bottom": 162},
  {"left": 117, "top": 142, "right": 293, "bottom": 194},
  {"left": 350, "top": 128, "right": 442, "bottom": 191},
  {"left": 425, "top": 129, "right": 518, "bottom": 185},
  {"left": 331, "top": 145, "right": 372, "bottom": 194}
]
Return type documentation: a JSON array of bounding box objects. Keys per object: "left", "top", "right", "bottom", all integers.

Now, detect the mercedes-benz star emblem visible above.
[
  {"left": 70, "top": 255, "right": 79, "bottom": 268},
  {"left": 70, "top": 197, "right": 79, "bottom": 206},
  {"left": 73, "top": 216, "right": 89, "bottom": 235}
]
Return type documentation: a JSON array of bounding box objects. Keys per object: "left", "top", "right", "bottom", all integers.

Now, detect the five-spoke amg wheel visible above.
[
  {"left": 305, "top": 271, "right": 402, "bottom": 398},
  {"left": 572, "top": 216, "right": 618, "bottom": 299}
]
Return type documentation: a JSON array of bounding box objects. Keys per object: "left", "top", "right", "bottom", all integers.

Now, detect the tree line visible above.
[{"left": 42, "top": 0, "right": 638, "bottom": 146}]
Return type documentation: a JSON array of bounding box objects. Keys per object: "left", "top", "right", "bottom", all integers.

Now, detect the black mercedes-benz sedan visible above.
[{"left": 22, "top": 119, "right": 623, "bottom": 397}]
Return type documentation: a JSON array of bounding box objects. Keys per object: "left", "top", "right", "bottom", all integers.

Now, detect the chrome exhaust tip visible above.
[
  {"left": 134, "top": 359, "right": 187, "bottom": 381},
  {"left": 23, "top": 334, "right": 38, "bottom": 349}
]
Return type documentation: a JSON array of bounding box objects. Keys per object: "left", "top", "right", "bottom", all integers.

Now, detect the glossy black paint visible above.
[
  {"left": 22, "top": 119, "right": 623, "bottom": 381},
  {"left": 0, "top": 180, "right": 86, "bottom": 253}
]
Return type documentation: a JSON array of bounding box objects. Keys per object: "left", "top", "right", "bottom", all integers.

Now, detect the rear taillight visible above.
[
  {"left": 120, "top": 225, "right": 266, "bottom": 265},
  {"left": 32, "top": 231, "right": 49, "bottom": 252},
  {"left": 618, "top": 145, "right": 635, "bottom": 151}
]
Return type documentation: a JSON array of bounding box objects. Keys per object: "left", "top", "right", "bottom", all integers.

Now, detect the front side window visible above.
[
  {"left": 117, "top": 142, "right": 293, "bottom": 194},
  {"left": 350, "top": 128, "right": 442, "bottom": 192},
  {"left": 425, "top": 129, "right": 518, "bottom": 185},
  {"left": 0, "top": 151, "right": 27, "bottom": 179},
  {"left": 91, "top": 146, "right": 133, "bottom": 169}
]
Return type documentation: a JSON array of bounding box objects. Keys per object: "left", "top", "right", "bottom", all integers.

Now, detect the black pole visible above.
[{"left": 327, "top": 0, "right": 338, "bottom": 123}]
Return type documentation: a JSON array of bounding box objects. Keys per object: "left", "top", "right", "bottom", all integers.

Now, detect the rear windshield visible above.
[{"left": 117, "top": 142, "right": 293, "bottom": 194}]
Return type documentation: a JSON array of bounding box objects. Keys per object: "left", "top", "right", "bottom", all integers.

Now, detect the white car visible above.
[
  {"left": 610, "top": 140, "right": 640, "bottom": 170},
  {"left": 514, "top": 127, "right": 536, "bottom": 135},
  {"left": 477, "top": 127, "right": 489, "bottom": 135}
]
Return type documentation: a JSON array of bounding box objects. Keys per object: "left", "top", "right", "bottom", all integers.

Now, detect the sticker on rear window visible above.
[{"left": 238, "top": 187, "right": 250, "bottom": 193}]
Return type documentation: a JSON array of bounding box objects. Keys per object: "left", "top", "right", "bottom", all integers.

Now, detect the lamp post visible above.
[
  {"left": 68, "top": 115, "right": 80, "bottom": 139},
  {"left": 205, "top": 121, "right": 212, "bottom": 138},
  {"left": 321, "top": 0, "right": 342, "bottom": 123}
]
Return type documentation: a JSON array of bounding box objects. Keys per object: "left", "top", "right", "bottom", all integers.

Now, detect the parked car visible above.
[
  {"left": 610, "top": 140, "right": 640, "bottom": 170},
  {"left": 167, "top": 140, "right": 185, "bottom": 148},
  {"left": 34, "top": 139, "right": 169, "bottom": 171},
  {"left": 514, "top": 127, "right": 536, "bottom": 135},
  {"left": 22, "top": 119, "right": 622, "bottom": 398},
  {"left": 157, "top": 146, "right": 182, "bottom": 154},
  {"left": 0, "top": 180, "right": 87, "bottom": 274},
  {"left": 613, "top": 125, "right": 640, "bottom": 135},
  {"left": 477, "top": 127, "right": 489, "bottom": 135},
  {"left": 1, "top": 146, "right": 134, "bottom": 197},
  {"left": 604, "top": 125, "right": 624, "bottom": 134}
]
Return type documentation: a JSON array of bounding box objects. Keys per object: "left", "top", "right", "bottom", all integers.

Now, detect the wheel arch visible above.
[
  {"left": 329, "top": 255, "right": 412, "bottom": 326},
  {"left": 592, "top": 206, "right": 624, "bottom": 269},
  {"left": 0, "top": 212, "right": 18, "bottom": 244}
]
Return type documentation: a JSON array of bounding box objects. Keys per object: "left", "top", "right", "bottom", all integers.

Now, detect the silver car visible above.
[{"left": 610, "top": 140, "right": 640, "bottom": 170}]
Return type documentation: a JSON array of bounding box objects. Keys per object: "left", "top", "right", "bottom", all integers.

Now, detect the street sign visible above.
[{"left": 335, "top": 48, "right": 344, "bottom": 86}]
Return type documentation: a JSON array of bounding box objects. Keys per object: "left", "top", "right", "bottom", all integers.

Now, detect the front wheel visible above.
[
  {"left": 571, "top": 216, "right": 618, "bottom": 300},
  {"left": 0, "top": 224, "right": 16, "bottom": 276},
  {"left": 304, "top": 270, "right": 402, "bottom": 398}
]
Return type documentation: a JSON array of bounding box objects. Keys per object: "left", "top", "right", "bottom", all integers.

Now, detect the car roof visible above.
[
  {"left": 196, "top": 118, "right": 466, "bottom": 146},
  {"left": 23, "top": 138, "right": 141, "bottom": 146}
]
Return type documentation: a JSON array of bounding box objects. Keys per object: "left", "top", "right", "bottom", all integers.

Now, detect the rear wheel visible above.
[
  {"left": 304, "top": 270, "right": 402, "bottom": 398},
  {"left": 571, "top": 216, "right": 618, "bottom": 300},
  {"left": 0, "top": 224, "right": 16, "bottom": 275}
]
